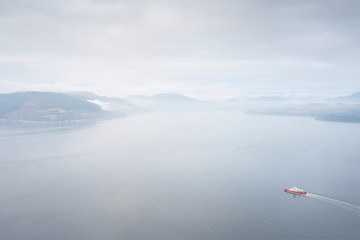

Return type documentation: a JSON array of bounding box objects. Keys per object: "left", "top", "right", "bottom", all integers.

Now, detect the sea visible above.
[{"left": 0, "top": 111, "right": 359, "bottom": 239}]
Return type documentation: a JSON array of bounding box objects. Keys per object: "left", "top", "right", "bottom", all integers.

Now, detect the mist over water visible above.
[{"left": 0, "top": 112, "right": 359, "bottom": 239}]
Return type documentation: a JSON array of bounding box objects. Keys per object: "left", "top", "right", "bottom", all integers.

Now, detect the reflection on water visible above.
[{"left": 0, "top": 112, "right": 359, "bottom": 239}]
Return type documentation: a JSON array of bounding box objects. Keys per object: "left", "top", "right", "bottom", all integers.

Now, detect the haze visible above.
[{"left": 1, "top": 1, "right": 359, "bottom": 239}]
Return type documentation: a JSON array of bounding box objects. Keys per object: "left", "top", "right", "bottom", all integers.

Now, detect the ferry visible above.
[{"left": 284, "top": 186, "right": 307, "bottom": 194}]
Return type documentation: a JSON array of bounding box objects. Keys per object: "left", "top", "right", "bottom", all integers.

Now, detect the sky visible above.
[{"left": 0, "top": 0, "right": 359, "bottom": 100}]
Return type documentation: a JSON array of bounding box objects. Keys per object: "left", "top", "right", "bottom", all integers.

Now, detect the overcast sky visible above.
[{"left": 0, "top": 0, "right": 359, "bottom": 99}]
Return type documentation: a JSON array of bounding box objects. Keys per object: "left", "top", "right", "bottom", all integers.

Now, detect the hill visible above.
[
  {"left": 126, "top": 93, "right": 216, "bottom": 111},
  {"left": 0, "top": 91, "right": 140, "bottom": 123},
  {"left": 329, "top": 92, "right": 360, "bottom": 103}
]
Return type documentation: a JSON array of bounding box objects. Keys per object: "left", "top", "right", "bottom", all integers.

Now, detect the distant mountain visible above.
[
  {"left": 225, "top": 92, "right": 360, "bottom": 123},
  {"left": 0, "top": 92, "right": 104, "bottom": 122},
  {"left": 0, "top": 91, "right": 218, "bottom": 124},
  {"left": 0, "top": 91, "right": 139, "bottom": 123},
  {"left": 223, "top": 94, "right": 330, "bottom": 111},
  {"left": 222, "top": 96, "right": 290, "bottom": 111},
  {"left": 316, "top": 109, "right": 360, "bottom": 123},
  {"left": 247, "top": 103, "right": 360, "bottom": 123},
  {"left": 149, "top": 93, "right": 198, "bottom": 102},
  {"left": 329, "top": 92, "right": 360, "bottom": 103},
  {"left": 126, "top": 93, "right": 216, "bottom": 111}
]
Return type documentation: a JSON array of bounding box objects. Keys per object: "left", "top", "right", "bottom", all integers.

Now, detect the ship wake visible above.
[{"left": 307, "top": 193, "right": 360, "bottom": 214}]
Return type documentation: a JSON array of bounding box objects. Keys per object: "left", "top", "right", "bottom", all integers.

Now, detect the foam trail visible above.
[{"left": 307, "top": 193, "right": 360, "bottom": 214}]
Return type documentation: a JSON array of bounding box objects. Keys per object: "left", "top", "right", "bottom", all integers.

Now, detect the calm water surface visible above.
[{"left": 0, "top": 112, "right": 359, "bottom": 239}]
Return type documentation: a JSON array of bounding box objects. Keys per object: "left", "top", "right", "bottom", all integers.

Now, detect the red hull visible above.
[{"left": 284, "top": 188, "right": 307, "bottom": 194}]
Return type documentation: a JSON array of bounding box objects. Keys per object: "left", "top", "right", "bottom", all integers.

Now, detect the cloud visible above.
[{"left": 0, "top": 0, "right": 358, "bottom": 98}]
